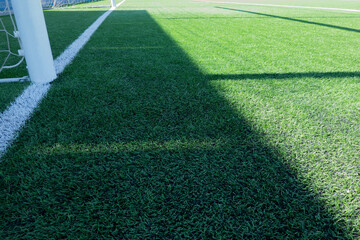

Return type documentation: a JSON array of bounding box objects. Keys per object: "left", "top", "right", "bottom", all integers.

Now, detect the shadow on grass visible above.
[
  {"left": 216, "top": 6, "right": 360, "bottom": 33},
  {"left": 210, "top": 71, "right": 360, "bottom": 80},
  {"left": 161, "top": 16, "right": 360, "bottom": 20},
  {"left": 0, "top": 9, "right": 107, "bottom": 114},
  {"left": 0, "top": 9, "right": 354, "bottom": 239}
]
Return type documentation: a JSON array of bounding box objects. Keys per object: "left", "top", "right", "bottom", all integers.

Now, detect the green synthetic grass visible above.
[
  {"left": 2, "top": 0, "right": 360, "bottom": 238},
  {"left": 0, "top": 15, "right": 29, "bottom": 112},
  {"left": 195, "top": 0, "right": 360, "bottom": 9},
  {"left": 71, "top": 0, "right": 111, "bottom": 8},
  {"left": 0, "top": 7, "right": 106, "bottom": 112}
]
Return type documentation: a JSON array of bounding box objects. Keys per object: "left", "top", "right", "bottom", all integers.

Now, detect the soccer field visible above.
[{"left": 1, "top": 0, "right": 360, "bottom": 238}]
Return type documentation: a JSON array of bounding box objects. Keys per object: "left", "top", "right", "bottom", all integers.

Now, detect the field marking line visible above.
[
  {"left": 194, "top": 0, "right": 360, "bottom": 13},
  {"left": 55, "top": 0, "right": 126, "bottom": 74},
  {"left": 0, "top": 0, "right": 126, "bottom": 159}
]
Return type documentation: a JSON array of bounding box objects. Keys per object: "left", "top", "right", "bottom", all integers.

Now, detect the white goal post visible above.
[
  {"left": 12, "top": 0, "right": 57, "bottom": 83},
  {"left": 0, "top": 0, "right": 117, "bottom": 83}
]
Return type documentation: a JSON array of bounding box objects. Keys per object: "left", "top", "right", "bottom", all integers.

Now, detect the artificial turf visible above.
[
  {"left": 194, "top": 0, "right": 360, "bottom": 9},
  {"left": 71, "top": 0, "right": 111, "bottom": 8},
  {"left": 0, "top": 7, "right": 107, "bottom": 112},
  {"left": 1, "top": 0, "right": 360, "bottom": 238}
]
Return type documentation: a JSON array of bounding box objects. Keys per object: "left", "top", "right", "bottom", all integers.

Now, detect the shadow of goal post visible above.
[{"left": 12, "top": 0, "right": 57, "bottom": 84}]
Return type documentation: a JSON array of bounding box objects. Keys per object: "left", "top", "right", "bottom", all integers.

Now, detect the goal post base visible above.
[{"left": 0, "top": 76, "right": 29, "bottom": 83}]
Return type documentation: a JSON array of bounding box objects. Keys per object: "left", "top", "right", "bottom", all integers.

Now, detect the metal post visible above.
[
  {"left": 12, "top": 0, "right": 57, "bottom": 83},
  {"left": 111, "top": 0, "right": 116, "bottom": 8}
]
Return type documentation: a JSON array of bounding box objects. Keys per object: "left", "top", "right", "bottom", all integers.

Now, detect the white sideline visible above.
[
  {"left": 0, "top": 0, "right": 126, "bottom": 158},
  {"left": 55, "top": 0, "right": 126, "bottom": 74},
  {"left": 195, "top": 0, "right": 360, "bottom": 13}
]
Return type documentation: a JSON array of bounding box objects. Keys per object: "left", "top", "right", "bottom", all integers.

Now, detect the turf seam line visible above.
[
  {"left": 195, "top": 0, "right": 360, "bottom": 13},
  {"left": 0, "top": 0, "right": 126, "bottom": 159}
]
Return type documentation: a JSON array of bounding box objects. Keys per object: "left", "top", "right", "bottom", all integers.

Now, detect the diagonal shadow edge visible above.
[
  {"left": 0, "top": 9, "right": 353, "bottom": 238},
  {"left": 216, "top": 6, "right": 360, "bottom": 33},
  {"left": 208, "top": 71, "right": 360, "bottom": 80}
]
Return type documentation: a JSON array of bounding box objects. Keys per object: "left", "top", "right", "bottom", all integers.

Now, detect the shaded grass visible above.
[
  {"left": 2, "top": 0, "right": 360, "bottom": 238},
  {"left": 0, "top": 82, "right": 29, "bottom": 112},
  {"left": 0, "top": 7, "right": 106, "bottom": 114}
]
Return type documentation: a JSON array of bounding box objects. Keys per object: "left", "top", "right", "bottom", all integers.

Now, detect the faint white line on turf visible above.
[
  {"left": 55, "top": 0, "right": 126, "bottom": 74},
  {"left": 0, "top": 0, "right": 126, "bottom": 159},
  {"left": 195, "top": 0, "right": 360, "bottom": 13},
  {"left": 116, "top": 0, "right": 126, "bottom": 8},
  {"left": 0, "top": 83, "right": 51, "bottom": 158}
]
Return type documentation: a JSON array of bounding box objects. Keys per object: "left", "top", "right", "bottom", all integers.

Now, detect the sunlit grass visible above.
[
  {"left": 193, "top": 0, "right": 360, "bottom": 9},
  {"left": 64, "top": 0, "right": 111, "bottom": 8},
  {"left": 1, "top": 0, "right": 360, "bottom": 238},
  {"left": 0, "top": 4, "right": 107, "bottom": 113}
]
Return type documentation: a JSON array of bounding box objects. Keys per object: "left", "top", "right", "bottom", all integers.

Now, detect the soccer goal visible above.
[
  {"left": 0, "top": 0, "right": 117, "bottom": 83},
  {"left": 42, "top": 0, "right": 115, "bottom": 9},
  {"left": 0, "top": 0, "right": 27, "bottom": 83}
]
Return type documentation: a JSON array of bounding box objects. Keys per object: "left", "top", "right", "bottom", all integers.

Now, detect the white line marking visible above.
[
  {"left": 195, "top": 0, "right": 360, "bottom": 13},
  {"left": 55, "top": 1, "right": 125, "bottom": 74},
  {"left": 0, "top": 0, "right": 126, "bottom": 159}
]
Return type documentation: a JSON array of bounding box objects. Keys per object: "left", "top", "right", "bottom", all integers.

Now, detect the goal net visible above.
[
  {"left": 42, "top": 0, "right": 111, "bottom": 9},
  {"left": 0, "top": 0, "right": 25, "bottom": 82},
  {"left": 0, "top": 0, "right": 114, "bottom": 83}
]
